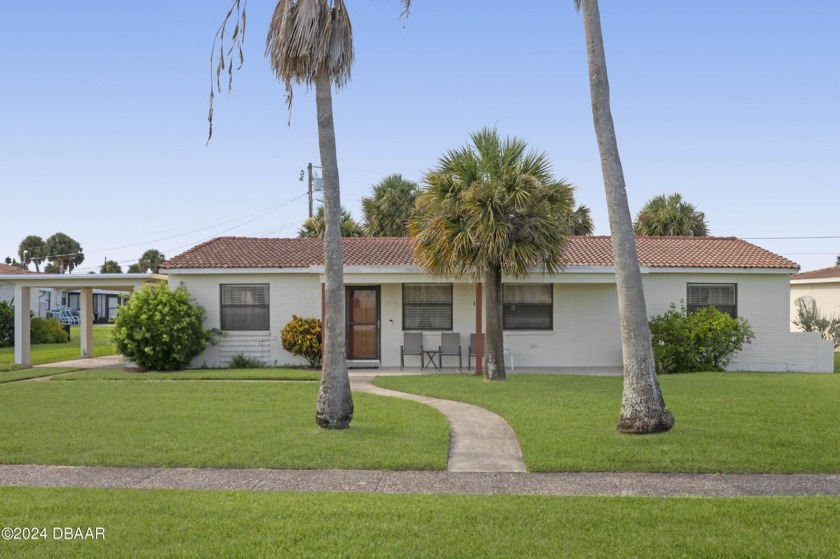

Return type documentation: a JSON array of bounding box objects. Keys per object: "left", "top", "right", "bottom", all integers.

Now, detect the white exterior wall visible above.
[
  {"left": 168, "top": 268, "right": 833, "bottom": 372},
  {"left": 0, "top": 285, "right": 48, "bottom": 317},
  {"left": 790, "top": 281, "right": 840, "bottom": 326}
]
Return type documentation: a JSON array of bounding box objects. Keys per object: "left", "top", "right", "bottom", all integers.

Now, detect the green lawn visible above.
[
  {"left": 0, "top": 381, "right": 448, "bottom": 470},
  {"left": 0, "top": 487, "right": 838, "bottom": 558},
  {"left": 0, "top": 325, "right": 117, "bottom": 372},
  {"left": 375, "top": 372, "right": 840, "bottom": 473},
  {"left": 0, "top": 368, "right": 77, "bottom": 384},
  {"left": 835, "top": 351, "right": 840, "bottom": 373},
  {"left": 51, "top": 367, "right": 320, "bottom": 381}
]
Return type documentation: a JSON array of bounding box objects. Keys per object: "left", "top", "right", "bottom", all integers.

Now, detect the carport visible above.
[{"left": 0, "top": 273, "right": 166, "bottom": 366}]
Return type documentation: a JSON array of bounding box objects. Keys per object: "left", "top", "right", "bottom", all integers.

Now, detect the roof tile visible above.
[
  {"left": 161, "top": 236, "right": 798, "bottom": 271},
  {"left": 0, "top": 263, "right": 37, "bottom": 275},
  {"left": 791, "top": 265, "right": 840, "bottom": 280}
]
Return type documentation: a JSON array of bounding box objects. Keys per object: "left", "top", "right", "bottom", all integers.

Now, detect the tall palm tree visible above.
[
  {"left": 298, "top": 206, "right": 363, "bottom": 238},
  {"left": 634, "top": 193, "right": 709, "bottom": 236},
  {"left": 361, "top": 174, "right": 419, "bottom": 237},
  {"left": 410, "top": 128, "right": 574, "bottom": 381},
  {"left": 575, "top": 0, "right": 674, "bottom": 433},
  {"left": 45, "top": 232, "right": 84, "bottom": 274}
]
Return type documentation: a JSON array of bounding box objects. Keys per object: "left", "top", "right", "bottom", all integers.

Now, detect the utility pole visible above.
[{"left": 307, "top": 162, "right": 314, "bottom": 218}]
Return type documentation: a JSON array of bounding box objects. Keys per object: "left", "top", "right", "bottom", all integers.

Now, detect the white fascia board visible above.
[
  {"left": 646, "top": 267, "right": 797, "bottom": 276},
  {"left": 0, "top": 273, "right": 165, "bottom": 290},
  {"left": 791, "top": 276, "right": 840, "bottom": 285}
]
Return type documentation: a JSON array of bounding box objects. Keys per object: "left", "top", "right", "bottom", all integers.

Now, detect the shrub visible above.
[
  {"left": 112, "top": 282, "right": 218, "bottom": 371},
  {"left": 0, "top": 300, "right": 13, "bottom": 347},
  {"left": 281, "top": 315, "right": 322, "bottom": 368},
  {"left": 792, "top": 300, "right": 840, "bottom": 349},
  {"left": 228, "top": 353, "right": 265, "bottom": 369},
  {"left": 649, "top": 302, "right": 755, "bottom": 374},
  {"left": 30, "top": 316, "right": 69, "bottom": 344}
]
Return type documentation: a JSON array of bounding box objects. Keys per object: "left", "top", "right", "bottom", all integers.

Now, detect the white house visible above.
[
  {"left": 790, "top": 266, "right": 840, "bottom": 332},
  {"left": 162, "top": 236, "right": 833, "bottom": 373}
]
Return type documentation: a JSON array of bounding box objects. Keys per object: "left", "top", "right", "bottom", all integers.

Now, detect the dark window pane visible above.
[
  {"left": 221, "top": 284, "right": 270, "bottom": 331},
  {"left": 503, "top": 284, "right": 553, "bottom": 330},
  {"left": 403, "top": 284, "right": 453, "bottom": 330}
]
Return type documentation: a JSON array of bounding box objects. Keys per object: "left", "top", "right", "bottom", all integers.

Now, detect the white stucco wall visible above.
[
  {"left": 790, "top": 281, "right": 840, "bottom": 326},
  {"left": 0, "top": 285, "right": 49, "bottom": 317},
  {"left": 167, "top": 268, "right": 833, "bottom": 372}
]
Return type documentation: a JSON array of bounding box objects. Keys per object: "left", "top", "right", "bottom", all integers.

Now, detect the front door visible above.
[{"left": 346, "top": 286, "right": 380, "bottom": 360}]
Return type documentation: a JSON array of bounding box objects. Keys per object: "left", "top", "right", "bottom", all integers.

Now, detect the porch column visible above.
[
  {"left": 14, "top": 284, "right": 31, "bottom": 366},
  {"left": 475, "top": 282, "right": 483, "bottom": 375},
  {"left": 79, "top": 287, "right": 94, "bottom": 358}
]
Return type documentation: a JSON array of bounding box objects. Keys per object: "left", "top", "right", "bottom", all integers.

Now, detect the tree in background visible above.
[
  {"left": 139, "top": 249, "right": 166, "bottom": 274},
  {"left": 298, "top": 206, "right": 362, "bottom": 238},
  {"left": 410, "top": 128, "right": 574, "bottom": 381},
  {"left": 836, "top": 255, "right": 840, "bottom": 266},
  {"left": 18, "top": 235, "right": 47, "bottom": 272},
  {"left": 100, "top": 260, "right": 123, "bottom": 274},
  {"left": 44, "top": 233, "right": 84, "bottom": 274},
  {"left": 633, "top": 193, "right": 709, "bottom": 237},
  {"left": 567, "top": 204, "right": 595, "bottom": 235},
  {"left": 574, "top": 0, "right": 674, "bottom": 433},
  {"left": 43, "top": 263, "right": 61, "bottom": 274},
  {"left": 127, "top": 263, "right": 143, "bottom": 274},
  {"left": 361, "top": 174, "right": 419, "bottom": 237}
]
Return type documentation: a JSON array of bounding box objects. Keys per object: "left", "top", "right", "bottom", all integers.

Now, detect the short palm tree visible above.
[
  {"left": 18, "top": 235, "right": 47, "bottom": 272},
  {"left": 100, "top": 260, "right": 123, "bottom": 274},
  {"left": 574, "top": 0, "right": 674, "bottom": 433},
  {"left": 361, "top": 174, "right": 419, "bottom": 237},
  {"left": 410, "top": 128, "right": 574, "bottom": 381},
  {"left": 568, "top": 204, "right": 595, "bottom": 235},
  {"left": 634, "top": 193, "right": 709, "bottom": 236},
  {"left": 298, "top": 206, "right": 362, "bottom": 238},
  {"left": 139, "top": 249, "right": 166, "bottom": 274}
]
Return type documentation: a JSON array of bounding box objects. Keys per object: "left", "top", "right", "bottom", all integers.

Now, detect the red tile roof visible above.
[
  {"left": 791, "top": 266, "right": 840, "bottom": 280},
  {"left": 161, "top": 236, "right": 798, "bottom": 271},
  {"left": 0, "top": 263, "right": 37, "bottom": 275}
]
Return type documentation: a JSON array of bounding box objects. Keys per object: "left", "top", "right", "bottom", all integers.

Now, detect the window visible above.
[
  {"left": 503, "top": 284, "right": 553, "bottom": 330},
  {"left": 687, "top": 283, "right": 737, "bottom": 317},
  {"left": 221, "top": 284, "right": 269, "bottom": 331},
  {"left": 403, "top": 284, "right": 452, "bottom": 330}
]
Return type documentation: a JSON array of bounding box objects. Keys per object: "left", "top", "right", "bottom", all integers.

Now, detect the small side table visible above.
[{"left": 422, "top": 349, "right": 441, "bottom": 370}]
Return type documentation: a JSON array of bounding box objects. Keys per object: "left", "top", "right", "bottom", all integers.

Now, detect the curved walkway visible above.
[{"left": 350, "top": 373, "right": 525, "bottom": 473}]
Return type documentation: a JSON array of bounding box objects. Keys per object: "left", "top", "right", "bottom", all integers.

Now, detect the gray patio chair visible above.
[
  {"left": 439, "top": 332, "right": 462, "bottom": 369},
  {"left": 400, "top": 332, "right": 423, "bottom": 370},
  {"left": 468, "top": 333, "right": 485, "bottom": 369}
]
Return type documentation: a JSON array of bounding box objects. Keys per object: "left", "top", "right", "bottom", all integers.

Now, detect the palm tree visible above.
[
  {"left": 18, "top": 235, "right": 47, "bottom": 272},
  {"left": 568, "top": 204, "right": 595, "bottom": 235},
  {"left": 298, "top": 206, "right": 363, "bottom": 238},
  {"left": 574, "top": 0, "right": 673, "bottom": 433},
  {"left": 100, "top": 260, "right": 123, "bottom": 274},
  {"left": 634, "top": 193, "right": 709, "bottom": 236},
  {"left": 138, "top": 249, "right": 166, "bottom": 274},
  {"left": 361, "top": 174, "right": 419, "bottom": 236},
  {"left": 410, "top": 128, "right": 574, "bottom": 381},
  {"left": 211, "top": 0, "right": 411, "bottom": 429},
  {"left": 45, "top": 232, "right": 84, "bottom": 274}
]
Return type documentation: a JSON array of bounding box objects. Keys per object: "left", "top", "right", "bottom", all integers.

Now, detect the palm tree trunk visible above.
[
  {"left": 483, "top": 265, "right": 506, "bottom": 381},
  {"left": 313, "top": 69, "right": 353, "bottom": 429},
  {"left": 580, "top": 0, "right": 673, "bottom": 433}
]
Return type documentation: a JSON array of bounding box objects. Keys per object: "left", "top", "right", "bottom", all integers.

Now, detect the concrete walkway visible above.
[
  {"left": 1, "top": 465, "right": 838, "bottom": 497},
  {"left": 351, "top": 374, "right": 525, "bottom": 472},
  {"left": 33, "top": 354, "right": 123, "bottom": 370}
]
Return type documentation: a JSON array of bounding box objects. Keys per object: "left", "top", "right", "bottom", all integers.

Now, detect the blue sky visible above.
[{"left": 2, "top": 1, "right": 838, "bottom": 273}]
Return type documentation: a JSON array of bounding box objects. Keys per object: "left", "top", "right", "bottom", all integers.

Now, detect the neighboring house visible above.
[
  {"left": 62, "top": 289, "right": 126, "bottom": 323},
  {"left": 790, "top": 266, "right": 840, "bottom": 333},
  {"left": 0, "top": 263, "right": 51, "bottom": 317},
  {"left": 162, "top": 236, "right": 833, "bottom": 372}
]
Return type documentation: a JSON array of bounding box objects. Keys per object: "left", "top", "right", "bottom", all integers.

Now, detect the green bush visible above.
[
  {"left": 792, "top": 300, "right": 840, "bottom": 349},
  {"left": 649, "top": 302, "right": 755, "bottom": 374},
  {"left": 228, "top": 353, "right": 265, "bottom": 369},
  {"left": 281, "top": 315, "right": 322, "bottom": 368},
  {"left": 112, "top": 283, "right": 217, "bottom": 371},
  {"left": 0, "top": 300, "right": 13, "bottom": 347},
  {"left": 31, "top": 316, "right": 69, "bottom": 344}
]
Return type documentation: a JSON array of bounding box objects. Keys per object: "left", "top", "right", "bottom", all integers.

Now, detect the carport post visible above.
[
  {"left": 79, "top": 287, "right": 94, "bottom": 358},
  {"left": 14, "top": 284, "right": 31, "bottom": 366}
]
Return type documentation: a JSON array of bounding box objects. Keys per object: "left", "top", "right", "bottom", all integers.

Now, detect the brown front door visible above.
[{"left": 346, "top": 287, "right": 380, "bottom": 360}]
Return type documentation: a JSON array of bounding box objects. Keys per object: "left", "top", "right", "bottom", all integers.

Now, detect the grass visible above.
[
  {"left": 0, "top": 368, "right": 77, "bottom": 384},
  {"left": 0, "top": 381, "right": 448, "bottom": 470},
  {"left": 51, "top": 367, "right": 321, "bottom": 381},
  {"left": 0, "top": 487, "right": 838, "bottom": 558},
  {"left": 0, "top": 325, "right": 117, "bottom": 372},
  {"left": 835, "top": 351, "right": 840, "bottom": 373},
  {"left": 375, "top": 372, "right": 840, "bottom": 473}
]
